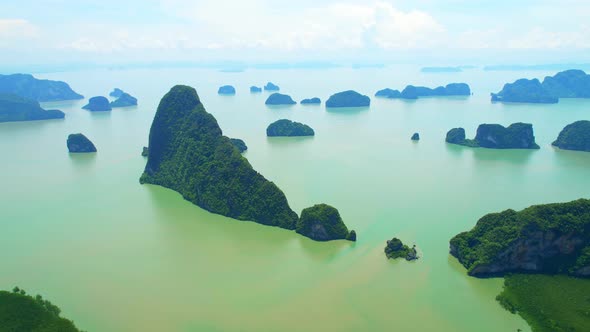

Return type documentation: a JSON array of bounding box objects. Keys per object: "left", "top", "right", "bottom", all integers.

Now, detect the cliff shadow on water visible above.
[{"left": 470, "top": 148, "right": 537, "bottom": 165}]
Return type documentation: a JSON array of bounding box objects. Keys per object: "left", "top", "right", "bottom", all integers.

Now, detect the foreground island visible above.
[
  {"left": 0, "top": 94, "right": 65, "bottom": 123},
  {"left": 552, "top": 120, "right": 590, "bottom": 152},
  {"left": 445, "top": 123, "right": 540, "bottom": 149}
]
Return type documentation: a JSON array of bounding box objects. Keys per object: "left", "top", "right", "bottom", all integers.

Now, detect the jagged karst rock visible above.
[
  {"left": 296, "top": 204, "right": 356, "bottom": 241},
  {"left": 250, "top": 86, "right": 262, "bottom": 93},
  {"left": 0, "top": 93, "right": 64, "bottom": 123},
  {"left": 265, "top": 93, "right": 296, "bottom": 105},
  {"left": 110, "top": 93, "right": 137, "bottom": 108},
  {"left": 445, "top": 123, "right": 539, "bottom": 149},
  {"left": 491, "top": 78, "right": 558, "bottom": 104},
  {"left": 218, "top": 85, "right": 236, "bottom": 95},
  {"left": 541, "top": 69, "right": 590, "bottom": 98},
  {"left": 264, "top": 82, "right": 280, "bottom": 91},
  {"left": 0, "top": 74, "right": 83, "bottom": 102},
  {"left": 446, "top": 128, "right": 467, "bottom": 145},
  {"left": 552, "top": 120, "right": 590, "bottom": 152},
  {"left": 266, "top": 119, "right": 314, "bottom": 137},
  {"left": 375, "top": 88, "right": 401, "bottom": 98},
  {"left": 67, "top": 133, "right": 97, "bottom": 153},
  {"left": 384, "top": 238, "right": 419, "bottom": 261},
  {"left": 450, "top": 198, "right": 590, "bottom": 277},
  {"left": 326, "top": 90, "right": 370, "bottom": 108},
  {"left": 142, "top": 146, "right": 149, "bottom": 157},
  {"left": 140, "top": 85, "right": 299, "bottom": 229},
  {"left": 411, "top": 133, "right": 420, "bottom": 141},
  {"left": 82, "top": 96, "right": 111, "bottom": 112},
  {"left": 300, "top": 97, "right": 321, "bottom": 105},
  {"left": 109, "top": 88, "right": 125, "bottom": 98}
]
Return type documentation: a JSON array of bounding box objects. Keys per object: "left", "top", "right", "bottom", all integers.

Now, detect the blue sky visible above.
[{"left": 1, "top": 0, "right": 589, "bottom": 65}]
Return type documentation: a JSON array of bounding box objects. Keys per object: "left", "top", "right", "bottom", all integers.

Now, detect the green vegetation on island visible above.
[
  {"left": 376, "top": 83, "right": 471, "bottom": 100},
  {"left": 450, "top": 198, "right": 590, "bottom": 277},
  {"left": 445, "top": 123, "right": 539, "bottom": 149},
  {"left": 230, "top": 138, "right": 247, "bottom": 153},
  {"left": 0, "top": 74, "right": 83, "bottom": 102},
  {"left": 496, "top": 274, "right": 590, "bottom": 332},
  {"left": 0, "top": 93, "right": 65, "bottom": 123},
  {"left": 296, "top": 204, "right": 356, "bottom": 241},
  {"left": 491, "top": 78, "right": 558, "bottom": 104},
  {"left": 541, "top": 69, "right": 590, "bottom": 98},
  {"left": 384, "top": 238, "right": 418, "bottom": 261},
  {"left": 326, "top": 90, "right": 370, "bottom": 108},
  {"left": 0, "top": 287, "right": 82, "bottom": 332},
  {"left": 265, "top": 93, "right": 296, "bottom": 105},
  {"left": 552, "top": 120, "right": 590, "bottom": 152},
  {"left": 140, "top": 85, "right": 299, "bottom": 229},
  {"left": 266, "top": 119, "right": 314, "bottom": 137},
  {"left": 67, "top": 133, "right": 97, "bottom": 153},
  {"left": 110, "top": 92, "right": 137, "bottom": 108},
  {"left": 82, "top": 96, "right": 111, "bottom": 112}
]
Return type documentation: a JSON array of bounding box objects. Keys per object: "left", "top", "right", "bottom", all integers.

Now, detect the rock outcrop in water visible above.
[
  {"left": 140, "top": 85, "right": 299, "bottom": 229},
  {"left": 542, "top": 69, "right": 590, "bottom": 98},
  {"left": 445, "top": 123, "right": 540, "bottom": 149},
  {"left": 218, "top": 85, "right": 236, "bottom": 95},
  {"left": 250, "top": 86, "right": 262, "bottom": 93},
  {"left": 300, "top": 97, "right": 321, "bottom": 105},
  {"left": 296, "top": 204, "right": 356, "bottom": 241},
  {"left": 264, "top": 82, "right": 280, "bottom": 91},
  {"left": 411, "top": 133, "right": 420, "bottom": 141},
  {"left": 0, "top": 74, "right": 83, "bottom": 102},
  {"left": 266, "top": 119, "right": 314, "bottom": 137},
  {"left": 450, "top": 198, "right": 590, "bottom": 277},
  {"left": 552, "top": 120, "right": 590, "bottom": 152},
  {"left": 82, "top": 96, "right": 111, "bottom": 112},
  {"left": 0, "top": 94, "right": 65, "bottom": 123},
  {"left": 230, "top": 138, "right": 247, "bottom": 153},
  {"left": 265, "top": 93, "right": 296, "bottom": 105},
  {"left": 384, "top": 238, "right": 418, "bottom": 261},
  {"left": 67, "top": 133, "right": 97, "bottom": 153},
  {"left": 142, "top": 146, "right": 149, "bottom": 157},
  {"left": 326, "top": 90, "right": 370, "bottom": 108},
  {"left": 109, "top": 88, "right": 125, "bottom": 98},
  {"left": 491, "top": 78, "right": 558, "bottom": 104},
  {"left": 110, "top": 93, "right": 137, "bottom": 108}
]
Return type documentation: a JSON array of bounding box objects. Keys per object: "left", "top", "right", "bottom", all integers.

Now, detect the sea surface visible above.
[{"left": 2, "top": 66, "right": 590, "bottom": 331}]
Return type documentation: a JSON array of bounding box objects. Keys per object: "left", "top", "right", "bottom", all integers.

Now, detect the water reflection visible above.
[
  {"left": 325, "top": 106, "right": 369, "bottom": 114},
  {"left": 471, "top": 148, "right": 536, "bottom": 165},
  {"left": 444, "top": 142, "right": 466, "bottom": 158},
  {"left": 68, "top": 152, "right": 97, "bottom": 168}
]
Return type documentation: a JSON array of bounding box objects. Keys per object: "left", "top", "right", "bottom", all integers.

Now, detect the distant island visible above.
[
  {"left": 230, "top": 138, "right": 247, "bottom": 153},
  {"left": 450, "top": 198, "right": 590, "bottom": 277},
  {"left": 109, "top": 88, "right": 125, "bottom": 98},
  {"left": 67, "top": 133, "right": 97, "bottom": 153},
  {"left": 375, "top": 83, "right": 471, "bottom": 100},
  {"left": 445, "top": 123, "right": 540, "bottom": 149},
  {"left": 326, "top": 90, "right": 370, "bottom": 108},
  {"left": 0, "top": 93, "right": 64, "bottom": 123},
  {"left": 552, "top": 120, "right": 590, "bottom": 152},
  {"left": 82, "top": 96, "right": 111, "bottom": 112},
  {"left": 0, "top": 287, "right": 82, "bottom": 332},
  {"left": 411, "top": 133, "right": 420, "bottom": 141},
  {"left": 491, "top": 69, "right": 590, "bottom": 103},
  {"left": 267, "top": 119, "right": 314, "bottom": 137},
  {"left": 384, "top": 238, "right": 418, "bottom": 261},
  {"left": 484, "top": 64, "right": 590, "bottom": 71},
  {"left": 265, "top": 93, "right": 296, "bottom": 105},
  {"left": 300, "top": 97, "right": 321, "bottom": 105},
  {"left": 250, "top": 86, "right": 262, "bottom": 93},
  {"left": 110, "top": 92, "right": 137, "bottom": 108},
  {"left": 420, "top": 66, "right": 462, "bottom": 73},
  {"left": 264, "top": 82, "right": 280, "bottom": 91},
  {"left": 0, "top": 74, "right": 83, "bottom": 102},
  {"left": 296, "top": 204, "right": 356, "bottom": 241},
  {"left": 218, "top": 85, "right": 236, "bottom": 95}
]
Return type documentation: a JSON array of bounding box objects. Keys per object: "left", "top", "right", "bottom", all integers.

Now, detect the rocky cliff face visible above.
[{"left": 474, "top": 123, "right": 540, "bottom": 149}]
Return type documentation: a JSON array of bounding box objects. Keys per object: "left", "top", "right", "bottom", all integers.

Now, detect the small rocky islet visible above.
[
  {"left": 218, "top": 85, "right": 236, "bottom": 95},
  {"left": 300, "top": 97, "right": 321, "bottom": 105},
  {"left": 384, "top": 238, "right": 418, "bottom": 261},
  {"left": 264, "top": 82, "right": 280, "bottom": 91},
  {"left": 411, "top": 133, "right": 420, "bottom": 141},
  {"left": 229, "top": 138, "right": 248, "bottom": 153},
  {"left": 109, "top": 88, "right": 125, "bottom": 98},
  {"left": 326, "top": 90, "right": 370, "bottom": 108},
  {"left": 296, "top": 204, "right": 356, "bottom": 241},
  {"left": 266, "top": 119, "right": 314, "bottom": 137},
  {"left": 110, "top": 92, "right": 137, "bottom": 108},
  {"left": 265, "top": 93, "right": 296, "bottom": 105},
  {"left": 445, "top": 123, "right": 540, "bottom": 149},
  {"left": 67, "top": 133, "right": 97, "bottom": 153},
  {"left": 82, "top": 96, "right": 111, "bottom": 112},
  {"left": 250, "top": 86, "right": 262, "bottom": 93}
]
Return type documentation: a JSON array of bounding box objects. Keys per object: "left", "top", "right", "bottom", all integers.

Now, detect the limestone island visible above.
[
  {"left": 384, "top": 238, "right": 418, "bottom": 261},
  {"left": 110, "top": 93, "right": 137, "bottom": 108},
  {"left": 377, "top": 83, "right": 471, "bottom": 100},
  {"left": 264, "top": 82, "right": 280, "bottom": 91},
  {"left": 445, "top": 123, "right": 540, "bottom": 149},
  {"left": 265, "top": 93, "right": 296, "bottom": 105},
  {"left": 552, "top": 120, "right": 590, "bottom": 152},
  {"left": 67, "top": 133, "right": 97, "bottom": 153},
  {"left": 250, "top": 86, "right": 262, "bottom": 93},
  {"left": 375, "top": 88, "right": 401, "bottom": 98},
  {"left": 267, "top": 119, "right": 314, "bottom": 137},
  {"left": 109, "top": 88, "right": 125, "bottom": 98},
  {"left": 0, "top": 73, "right": 83, "bottom": 102},
  {"left": 411, "top": 133, "right": 420, "bottom": 141},
  {"left": 450, "top": 198, "right": 590, "bottom": 277},
  {"left": 142, "top": 146, "right": 149, "bottom": 157},
  {"left": 491, "top": 78, "right": 558, "bottom": 104},
  {"left": 230, "top": 138, "right": 247, "bottom": 153},
  {"left": 542, "top": 69, "right": 590, "bottom": 98},
  {"left": 295, "top": 204, "right": 356, "bottom": 241},
  {"left": 0, "top": 93, "right": 65, "bottom": 123},
  {"left": 300, "top": 97, "right": 321, "bottom": 105},
  {"left": 0, "top": 287, "right": 82, "bottom": 332},
  {"left": 82, "top": 96, "right": 111, "bottom": 112},
  {"left": 326, "top": 90, "right": 370, "bottom": 108},
  {"left": 218, "top": 85, "right": 236, "bottom": 95}
]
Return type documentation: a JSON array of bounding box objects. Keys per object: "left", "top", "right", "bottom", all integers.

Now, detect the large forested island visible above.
[
  {"left": 0, "top": 93, "right": 65, "bottom": 123},
  {"left": 450, "top": 198, "right": 590, "bottom": 277},
  {"left": 0, "top": 287, "right": 82, "bottom": 332},
  {"left": 552, "top": 120, "right": 590, "bottom": 152},
  {"left": 445, "top": 123, "right": 540, "bottom": 149},
  {"left": 0, "top": 74, "right": 83, "bottom": 102},
  {"left": 491, "top": 69, "right": 590, "bottom": 103},
  {"left": 375, "top": 83, "right": 471, "bottom": 99},
  {"left": 326, "top": 90, "right": 370, "bottom": 107}
]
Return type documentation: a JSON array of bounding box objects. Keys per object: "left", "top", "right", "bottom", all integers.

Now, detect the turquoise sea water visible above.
[{"left": 1, "top": 66, "right": 590, "bottom": 331}]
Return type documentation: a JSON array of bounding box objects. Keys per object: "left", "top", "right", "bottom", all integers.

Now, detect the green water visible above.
[{"left": 2, "top": 66, "right": 590, "bottom": 331}]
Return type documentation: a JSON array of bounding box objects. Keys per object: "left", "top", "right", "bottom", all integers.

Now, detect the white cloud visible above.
[{"left": 0, "top": 19, "right": 38, "bottom": 39}]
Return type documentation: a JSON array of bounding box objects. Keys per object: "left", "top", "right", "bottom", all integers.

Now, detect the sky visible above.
[{"left": 1, "top": 0, "right": 590, "bottom": 66}]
